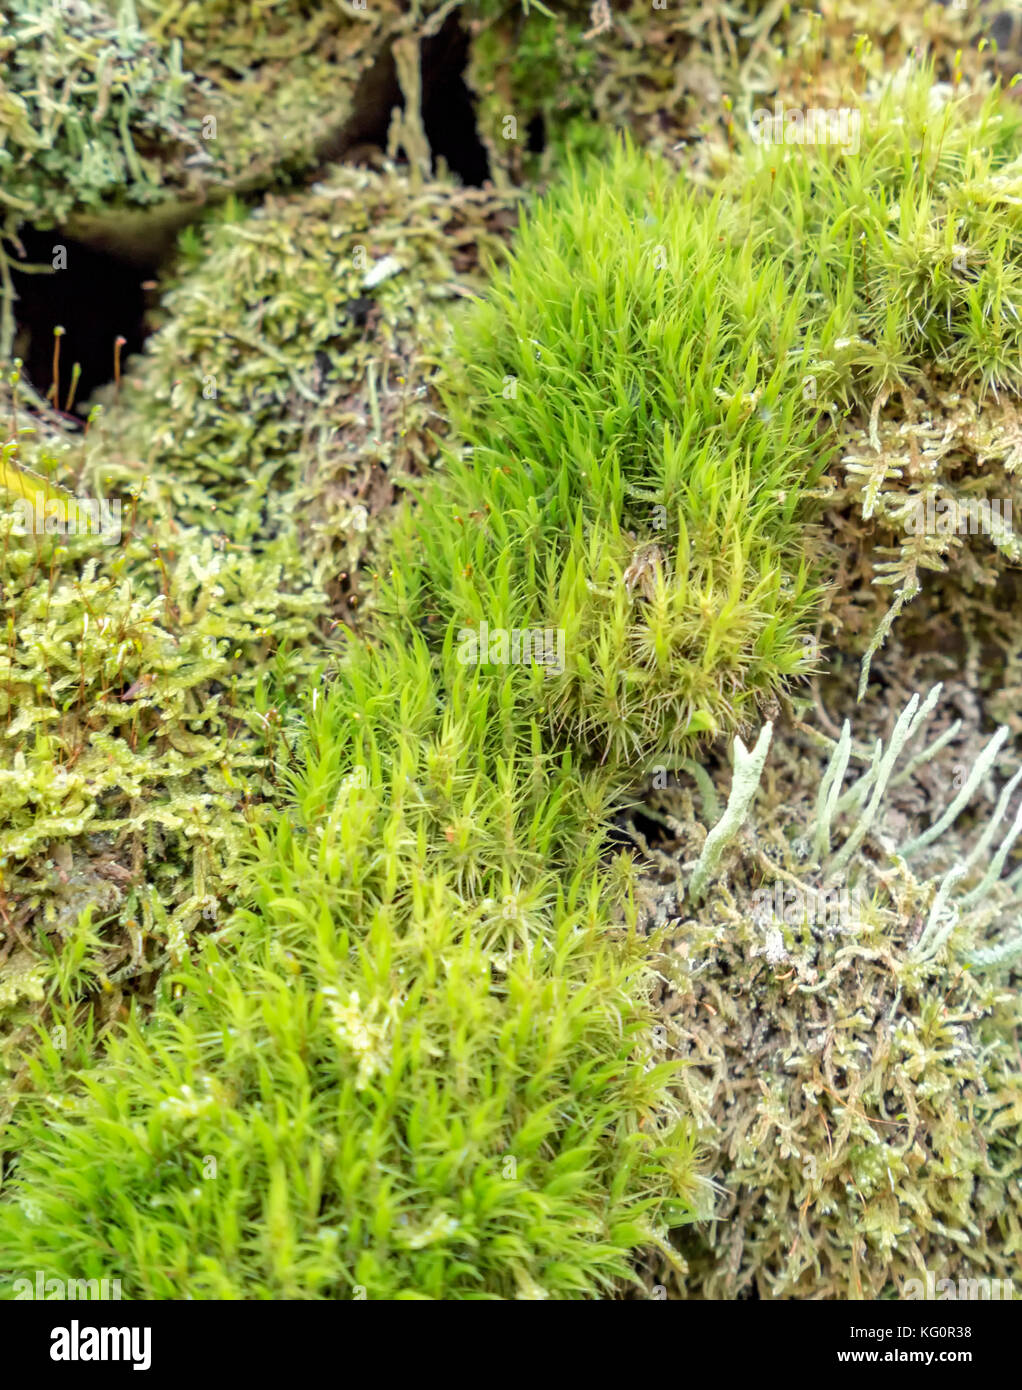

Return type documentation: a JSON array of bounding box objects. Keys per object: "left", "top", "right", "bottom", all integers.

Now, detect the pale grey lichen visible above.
[{"left": 688, "top": 722, "right": 773, "bottom": 902}]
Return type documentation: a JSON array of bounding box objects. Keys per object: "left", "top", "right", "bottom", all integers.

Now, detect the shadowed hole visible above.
[{"left": 9, "top": 228, "right": 158, "bottom": 415}]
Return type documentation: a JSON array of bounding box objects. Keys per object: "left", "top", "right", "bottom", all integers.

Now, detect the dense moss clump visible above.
[
  {"left": 85, "top": 169, "right": 518, "bottom": 610},
  {"left": 399, "top": 141, "right": 832, "bottom": 763},
  {"left": 0, "top": 141, "right": 835, "bottom": 1298},
  {"left": 0, "top": 631, "right": 705, "bottom": 1298},
  {"left": 629, "top": 684, "right": 1022, "bottom": 1298},
  {"left": 0, "top": 371, "right": 296, "bottom": 1109},
  {"left": 0, "top": 167, "right": 516, "bottom": 1120},
  {"left": 709, "top": 66, "right": 1022, "bottom": 690},
  {"left": 0, "top": 0, "right": 209, "bottom": 225}
]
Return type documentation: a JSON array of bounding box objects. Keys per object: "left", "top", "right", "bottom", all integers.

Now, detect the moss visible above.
[
  {"left": 0, "top": 0, "right": 407, "bottom": 269},
  {"left": 84, "top": 168, "right": 519, "bottom": 610},
  {"left": 707, "top": 64, "right": 1022, "bottom": 692},
  {"left": 399, "top": 139, "right": 833, "bottom": 763},
  {"left": 0, "top": 0, "right": 209, "bottom": 226},
  {"left": 628, "top": 685, "right": 1022, "bottom": 1298},
  {"left": 0, "top": 166, "right": 519, "bottom": 1130},
  {"left": 0, "top": 0, "right": 520, "bottom": 259},
  {"left": 0, "top": 139, "right": 838, "bottom": 1299},
  {"left": 462, "top": 0, "right": 1015, "bottom": 190},
  {"left": 0, "top": 630, "right": 704, "bottom": 1298},
  {"left": 2, "top": 14, "right": 1020, "bottom": 1302},
  {"left": 466, "top": 0, "right": 788, "bottom": 185},
  {"left": 0, "top": 372, "right": 285, "bottom": 1109}
]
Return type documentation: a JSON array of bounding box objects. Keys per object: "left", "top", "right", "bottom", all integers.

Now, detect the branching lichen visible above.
[{"left": 634, "top": 685, "right": 1022, "bottom": 1299}]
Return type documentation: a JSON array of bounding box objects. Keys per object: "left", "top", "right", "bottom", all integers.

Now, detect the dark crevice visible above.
[
  {"left": 9, "top": 229, "right": 159, "bottom": 413},
  {"left": 420, "top": 15, "right": 490, "bottom": 186},
  {"left": 317, "top": 40, "right": 402, "bottom": 162},
  {"left": 315, "top": 19, "right": 489, "bottom": 185}
]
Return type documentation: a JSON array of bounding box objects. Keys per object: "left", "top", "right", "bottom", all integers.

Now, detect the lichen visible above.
[{"left": 629, "top": 684, "right": 1022, "bottom": 1298}]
